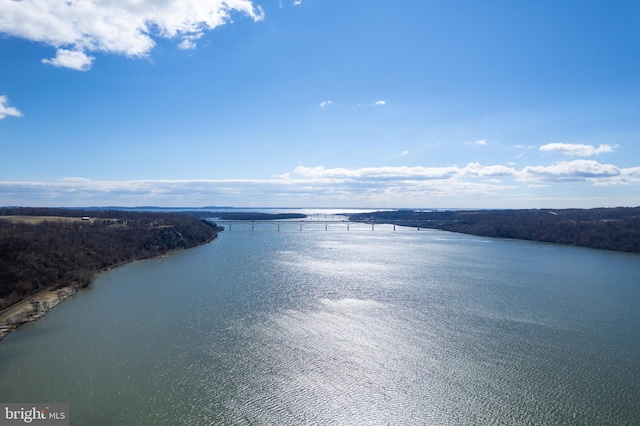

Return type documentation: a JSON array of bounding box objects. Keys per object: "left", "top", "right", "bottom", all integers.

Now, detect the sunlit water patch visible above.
[{"left": 199, "top": 297, "right": 434, "bottom": 424}]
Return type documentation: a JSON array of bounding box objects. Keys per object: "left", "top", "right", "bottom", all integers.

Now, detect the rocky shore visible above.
[{"left": 0, "top": 287, "right": 76, "bottom": 342}]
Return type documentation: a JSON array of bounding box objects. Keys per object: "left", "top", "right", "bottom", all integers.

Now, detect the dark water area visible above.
[{"left": 1, "top": 225, "right": 639, "bottom": 425}]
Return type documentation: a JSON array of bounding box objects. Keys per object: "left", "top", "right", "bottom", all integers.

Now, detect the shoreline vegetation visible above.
[
  {"left": 347, "top": 207, "right": 640, "bottom": 254},
  {"left": 0, "top": 208, "right": 223, "bottom": 341}
]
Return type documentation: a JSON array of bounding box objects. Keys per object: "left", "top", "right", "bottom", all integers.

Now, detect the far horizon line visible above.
[{"left": 3, "top": 205, "right": 639, "bottom": 212}]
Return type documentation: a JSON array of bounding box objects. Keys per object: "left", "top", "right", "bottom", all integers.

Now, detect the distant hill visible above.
[
  {"left": 348, "top": 207, "right": 640, "bottom": 254},
  {"left": 182, "top": 211, "right": 307, "bottom": 220}
]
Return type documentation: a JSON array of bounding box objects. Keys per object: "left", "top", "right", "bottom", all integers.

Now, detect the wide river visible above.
[{"left": 1, "top": 221, "right": 639, "bottom": 425}]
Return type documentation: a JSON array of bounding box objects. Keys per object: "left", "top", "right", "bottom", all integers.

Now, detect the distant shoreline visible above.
[{"left": 348, "top": 207, "right": 640, "bottom": 254}]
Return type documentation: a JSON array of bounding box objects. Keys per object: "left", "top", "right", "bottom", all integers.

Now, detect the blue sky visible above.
[{"left": 1, "top": 0, "right": 639, "bottom": 208}]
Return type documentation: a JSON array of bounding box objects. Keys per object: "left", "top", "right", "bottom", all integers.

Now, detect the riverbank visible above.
[
  {"left": 348, "top": 207, "right": 640, "bottom": 254},
  {"left": 0, "top": 231, "right": 221, "bottom": 343},
  {"left": 0, "top": 287, "right": 76, "bottom": 341},
  {"left": 0, "top": 209, "right": 223, "bottom": 342}
]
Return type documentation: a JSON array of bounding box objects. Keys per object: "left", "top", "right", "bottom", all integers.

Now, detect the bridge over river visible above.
[{"left": 217, "top": 220, "right": 423, "bottom": 232}]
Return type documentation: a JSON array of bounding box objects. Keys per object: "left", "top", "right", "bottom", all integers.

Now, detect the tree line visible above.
[
  {"left": 0, "top": 208, "right": 222, "bottom": 311},
  {"left": 348, "top": 207, "right": 640, "bottom": 254},
  {"left": 181, "top": 211, "right": 307, "bottom": 220}
]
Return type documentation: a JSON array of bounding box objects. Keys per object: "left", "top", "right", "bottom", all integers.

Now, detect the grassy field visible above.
[{"left": 0, "top": 216, "right": 97, "bottom": 224}]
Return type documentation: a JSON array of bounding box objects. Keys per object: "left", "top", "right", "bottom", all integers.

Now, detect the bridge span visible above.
[{"left": 218, "top": 220, "right": 421, "bottom": 232}]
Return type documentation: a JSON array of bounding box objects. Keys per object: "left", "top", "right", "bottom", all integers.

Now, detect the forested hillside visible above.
[
  {"left": 0, "top": 208, "right": 222, "bottom": 311},
  {"left": 348, "top": 207, "right": 640, "bottom": 254}
]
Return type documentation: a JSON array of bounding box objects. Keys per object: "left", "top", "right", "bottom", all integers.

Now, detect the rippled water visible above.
[{"left": 1, "top": 227, "right": 639, "bottom": 425}]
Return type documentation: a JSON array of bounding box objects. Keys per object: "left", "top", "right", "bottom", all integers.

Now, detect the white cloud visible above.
[
  {"left": 521, "top": 160, "right": 620, "bottom": 182},
  {"left": 0, "top": 0, "right": 264, "bottom": 70},
  {"left": 293, "top": 0, "right": 303, "bottom": 5},
  {"left": 0, "top": 96, "right": 23, "bottom": 119},
  {"left": 2, "top": 161, "right": 639, "bottom": 208},
  {"left": 178, "top": 39, "right": 197, "bottom": 50},
  {"left": 319, "top": 100, "right": 333, "bottom": 107},
  {"left": 292, "top": 163, "right": 518, "bottom": 182},
  {"left": 293, "top": 165, "right": 460, "bottom": 180},
  {"left": 466, "top": 139, "right": 487, "bottom": 146},
  {"left": 617, "top": 167, "right": 640, "bottom": 184},
  {"left": 400, "top": 150, "right": 409, "bottom": 156},
  {"left": 0, "top": 172, "right": 515, "bottom": 208},
  {"left": 178, "top": 33, "right": 203, "bottom": 50},
  {"left": 539, "top": 143, "right": 616, "bottom": 157},
  {"left": 374, "top": 100, "right": 386, "bottom": 106},
  {"left": 462, "top": 162, "right": 516, "bottom": 177},
  {"left": 42, "top": 49, "right": 95, "bottom": 71}
]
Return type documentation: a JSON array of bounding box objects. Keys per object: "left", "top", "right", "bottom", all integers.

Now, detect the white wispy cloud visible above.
[
  {"left": 292, "top": 164, "right": 519, "bottom": 181},
  {"left": 2, "top": 161, "right": 639, "bottom": 208},
  {"left": 520, "top": 160, "right": 621, "bottom": 182},
  {"left": 0, "top": 0, "right": 264, "bottom": 70},
  {"left": 293, "top": 165, "right": 460, "bottom": 180},
  {"left": 614, "top": 167, "right": 640, "bottom": 185},
  {"left": 466, "top": 139, "right": 487, "bottom": 146},
  {"left": 0, "top": 96, "right": 23, "bottom": 119},
  {"left": 462, "top": 163, "right": 516, "bottom": 177},
  {"left": 0, "top": 172, "right": 514, "bottom": 207},
  {"left": 374, "top": 100, "right": 386, "bottom": 106},
  {"left": 178, "top": 33, "right": 204, "bottom": 50},
  {"left": 319, "top": 100, "right": 333, "bottom": 107},
  {"left": 539, "top": 143, "right": 617, "bottom": 157}
]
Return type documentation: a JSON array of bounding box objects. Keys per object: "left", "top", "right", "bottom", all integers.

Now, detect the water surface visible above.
[{"left": 1, "top": 227, "right": 639, "bottom": 425}]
